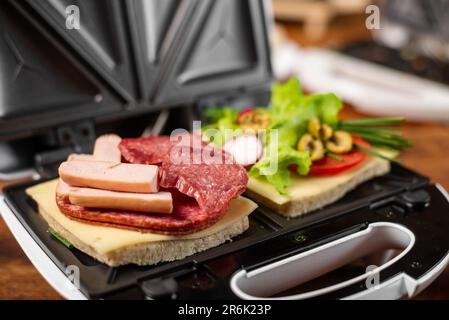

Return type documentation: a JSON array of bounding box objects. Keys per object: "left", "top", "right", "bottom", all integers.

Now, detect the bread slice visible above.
[
  {"left": 40, "top": 205, "right": 249, "bottom": 266},
  {"left": 26, "top": 180, "right": 256, "bottom": 267},
  {"left": 246, "top": 157, "right": 390, "bottom": 218}
]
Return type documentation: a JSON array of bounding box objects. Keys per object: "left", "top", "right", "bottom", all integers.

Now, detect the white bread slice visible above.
[
  {"left": 26, "top": 180, "right": 255, "bottom": 267},
  {"left": 39, "top": 206, "right": 248, "bottom": 267},
  {"left": 246, "top": 157, "right": 390, "bottom": 218}
]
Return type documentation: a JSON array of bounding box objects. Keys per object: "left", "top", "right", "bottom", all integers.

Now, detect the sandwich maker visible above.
[{"left": 1, "top": 0, "right": 449, "bottom": 300}]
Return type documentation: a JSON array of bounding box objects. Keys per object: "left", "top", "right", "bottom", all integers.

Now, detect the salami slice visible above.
[
  {"left": 119, "top": 136, "right": 172, "bottom": 165},
  {"left": 56, "top": 189, "right": 224, "bottom": 235},
  {"left": 120, "top": 136, "right": 248, "bottom": 215},
  {"left": 119, "top": 133, "right": 208, "bottom": 165},
  {"left": 160, "top": 146, "right": 248, "bottom": 215}
]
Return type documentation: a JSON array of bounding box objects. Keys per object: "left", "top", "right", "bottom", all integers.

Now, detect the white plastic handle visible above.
[{"left": 231, "top": 222, "right": 415, "bottom": 300}]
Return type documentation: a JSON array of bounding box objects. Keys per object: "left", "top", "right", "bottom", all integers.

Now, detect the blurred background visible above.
[
  {"left": 271, "top": 0, "right": 449, "bottom": 121},
  {"left": 270, "top": 0, "right": 449, "bottom": 210}
]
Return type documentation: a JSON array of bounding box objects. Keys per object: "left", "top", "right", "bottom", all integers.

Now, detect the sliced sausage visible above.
[
  {"left": 59, "top": 160, "right": 159, "bottom": 193},
  {"left": 68, "top": 187, "right": 172, "bottom": 214},
  {"left": 93, "top": 134, "right": 122, "bottom": 162}
]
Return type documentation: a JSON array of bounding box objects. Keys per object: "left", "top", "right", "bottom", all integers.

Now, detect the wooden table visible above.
[{"left": 0, "top": 179, "right": 62, "bottom": 300}]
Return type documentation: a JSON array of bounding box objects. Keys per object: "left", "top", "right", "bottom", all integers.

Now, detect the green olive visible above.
[
  {"left": 238, "top": 111, "right": 271, "bottom": 133},
  {"left": 320, "top": 124, "right": 333, "bottom": 141},
  {"left": 297, "top": 134, "right": 325, "bottom": 161},
  {"left": 308, "top": 117, "right": 321, "bottom": 139},
  {"left": 326, "top": 131, "right": 353, "bottom": 154},
  {"left": 308, "top": 117, "right": 333, "bottom": 141}
]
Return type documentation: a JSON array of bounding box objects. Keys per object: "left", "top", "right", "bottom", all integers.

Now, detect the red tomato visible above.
[
  {"left": 237, "top": 109, "right": 255, "bottom": 124},
  {"left": 239, "top": 108, "right": 255, "bottom": 117},
  {"left": 309, "top": 136, "right": 370, "bottom": 176},
  {"left": 289, "top": 136, "right": 371, "bottom": 176}
]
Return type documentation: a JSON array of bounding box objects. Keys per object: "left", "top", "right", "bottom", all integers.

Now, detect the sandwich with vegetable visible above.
[{"left": 202, "top": 76, "right": 412, "bottom": 217}]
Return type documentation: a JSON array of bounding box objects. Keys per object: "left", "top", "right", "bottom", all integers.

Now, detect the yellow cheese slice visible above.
[
  {"left": 247, "top": 157, "right": 388, "bottom": 206},
  {"left": 26, "top": 180, "right": 257, "bottom": 255}
]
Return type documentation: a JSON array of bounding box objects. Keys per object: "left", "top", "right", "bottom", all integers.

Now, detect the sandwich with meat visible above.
[{"left": 27, "top": 134, "right": 257, "bottom": 266}]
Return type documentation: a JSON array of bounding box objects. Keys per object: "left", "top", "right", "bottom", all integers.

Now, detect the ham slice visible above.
[
  {"left": 68, "top": 154, "right": 95, "bottom": 161},
  {"left": 56, "top": 189, "right": 223, "bottom": 235},
  {"left": 59, "top": 160, "right": 159, "bottom": 193},
  {"left": 56, "top": 179, "right": 72, "bottom": 200},
  {"left": 56, "top": 179, "right": 172, "bottom": 214},
  {"left": 67, "top": 187, "right": 173, "bottom": 214},
  {"left": 94, "top": 134, "right": 122, "bottom": 162}
]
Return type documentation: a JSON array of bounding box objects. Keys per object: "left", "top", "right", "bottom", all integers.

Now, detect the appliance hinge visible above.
[{"left": 35, "top": 120, "right": 96, "bottom": 178}]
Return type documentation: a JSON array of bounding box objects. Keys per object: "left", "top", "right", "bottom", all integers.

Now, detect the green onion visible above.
[
  {"left": 48, "top": 228, "right": 73, "bottom": 249},
  {"left": 327, "top": 152, "right": 344, "bottom": 161},
  {"left": 341, "top": 126, "right": 403, "bottom": 137},
  {"left": 338, "top": 117, "right": 413, "bottom": 154},
  {"left": 355, "top": 133, "right": 413, "bottom": 149},
  {"left": 355, "top": 144, "right": 402, "bottom": 164},
  {"left": 340, "top": 117, "right": 405, "bottom": 127}
]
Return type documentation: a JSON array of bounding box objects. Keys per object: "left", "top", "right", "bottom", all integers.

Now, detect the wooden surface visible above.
[
  {"left": 272, "top": 0, "right": 372, "bottom": 39},
  {"left": 1, "top": 16, "right": 449, "bottom": 301},
  {"left": 0, "top": 180, "right": 62, "bottom": 300},
  {"left": 281, "top": 14, "right": 372, "bottom": 48}
]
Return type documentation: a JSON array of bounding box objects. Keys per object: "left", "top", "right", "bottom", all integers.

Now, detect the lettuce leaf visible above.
[
  {"left": 249, "top": 78, "right": 343, "bottom": 194},
  {"left": 301, "top": 93, "right": 342, "bottom": 129},
  {"left": 249, "top": 147, "right": 311, "bottom": 194},
  {"left": 201, "top": 76, "right": 343, "bottom": 194},
  {"left": 271, "top": 76, "right": 304, "bottom": 114},
  {"left": 202, "top": 107, "right": 240, "bottom": 145}
]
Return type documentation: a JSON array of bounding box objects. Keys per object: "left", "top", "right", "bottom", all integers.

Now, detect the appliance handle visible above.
[
  {"left": 343, "top": 249, "right": 449, "bottom": 299},
  {"left": 231, "top": 222, "right": 419, "bottom": 300},
  {"left": 231, "top": 185, "right": 449, "bottom": 300}
]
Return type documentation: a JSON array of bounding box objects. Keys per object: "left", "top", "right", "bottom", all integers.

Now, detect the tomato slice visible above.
[
  {"left": 239, "top": 108, "right": 255, "bottom": 117},
  {"left": 309, "top": 136, "right": 370, "bottom": 176},
  {"left": 237, "top": 109, "right": 255, "bottom": 124},
  {"left": 289, "top": 136, "right": 371, "bottom": 176}
]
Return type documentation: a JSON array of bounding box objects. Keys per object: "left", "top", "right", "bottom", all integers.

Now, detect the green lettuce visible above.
[
  {"left": 249, "top": 78, "right": 342, "bottom": 194},
  {"left": 271, "top": 76, "right": 304, "bottom": 114},
  {"left": 249, "top": 147, "right": 311, "bottom": 194},
  {"left": 202, "top": 76, "right": 343, "bottom": 195},
  {"left": 202, "top": 107, "right": 240, "bottom": 145}
]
